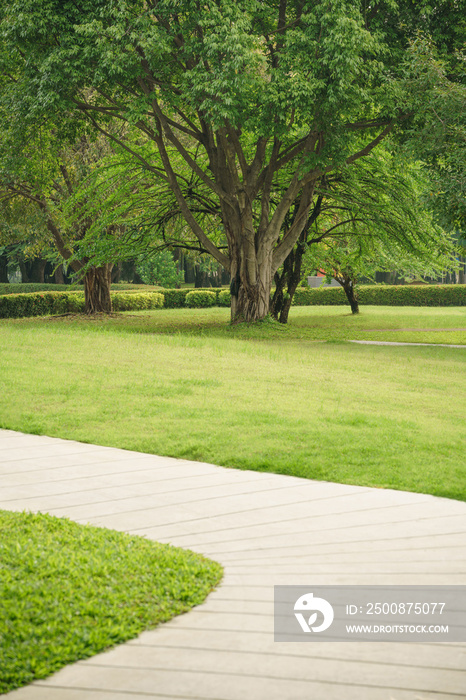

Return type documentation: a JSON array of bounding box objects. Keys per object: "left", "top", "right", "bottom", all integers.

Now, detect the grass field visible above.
[
  {"left": 1, "top": 305, "right": 465, "bottom": 500},
  {"left": 0, "top": 510, "right": 222, "bottom": 694}
]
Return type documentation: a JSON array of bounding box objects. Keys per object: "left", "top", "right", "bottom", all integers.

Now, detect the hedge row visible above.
[
  {"left": 162, "top": 287, "right": 223, "bottom": 307},
  {"left": 292, "top": 284, "right": 466, "bottom": 307},
  {"left": 1, "top": 284, "right": 464, "bottom": 319},
  {"left": 0, "top": 282, "right": 163, "bottom": 296},
  {"left": 0, "top": 291, "right": 83, "bottom": 318},
  {"left": 112, "top": 292, "right": 164, "bottom": 311},
  {"left": 0, "top": 291, "right": 164, "bottom": 318},
  {"left": 0, "top": 283, "right": 80, "bottom": 295}
]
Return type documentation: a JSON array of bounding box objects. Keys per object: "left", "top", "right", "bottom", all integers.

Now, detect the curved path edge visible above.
[{"left": 1, "top": 429, "right": 465, "bottom": 700}]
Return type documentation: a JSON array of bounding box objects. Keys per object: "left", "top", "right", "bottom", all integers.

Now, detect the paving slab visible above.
[{"left": 1, "top": 428, "right": 465, "bottom": 700}]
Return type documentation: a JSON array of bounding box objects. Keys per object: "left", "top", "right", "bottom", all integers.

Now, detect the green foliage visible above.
[
  {"left": 2, "top": 284, "right": 463, "bottom": 318},
  {"left": 218, "top": 289, "right": 232, "bottom": 307},
  {"left": 0, "top": 283, "right": 163, "bottom": 295},
  {"left": 292, "top": 284, "right": 466, "bottom": 307},
  {"left": 0, "top": 510, "right": 222, "bottom": 694},
  {"left": 0, "top": 291, "right": 80, "bottom": 318},
  {"left": 358, "top": 285, "right": 466, "bottom": 307},
  {"left": 112, "top": 292, "right": 164, "bottom": 312},
  {"left": 0, "top": 283, "right": 78, "bottom": 295},
  {"left": 163, "top": 288, "right": 222, "bottom": 308},
  {"left": 136, "top": 251, "right": 184, "bottom": 288},
  {"left": 398, "top": 35, "right": 466, "bottom": 229},
  {"left": 2, "top": 0, "right": 461, "bottom": 326},
  {"left": 0, "top": 291, "right": 164, "bottom": 318},
  {"left": 161, "top": 288, "right": 193, "bottom": 308},
  {"left": 185, "top": 290, "right": 217, "bottom": 308}
]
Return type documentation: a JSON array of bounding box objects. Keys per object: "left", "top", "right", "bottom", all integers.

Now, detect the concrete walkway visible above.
[
  {"left": 349, "top": 340, "right": 466, "bottom": 348},
  {"left": 1, "top": 429, "right": 465, "bottom": 700}
]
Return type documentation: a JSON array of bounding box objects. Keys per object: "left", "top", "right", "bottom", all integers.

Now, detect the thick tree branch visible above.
[
  {"left": 272, "top": 180, "right": 316, "bottom": 272},
  {"left": 154, "top": 129, "right": 229, "bottom": 268},
  {"left": 82, "top": 112, "right": 171, "bottom": 184}
]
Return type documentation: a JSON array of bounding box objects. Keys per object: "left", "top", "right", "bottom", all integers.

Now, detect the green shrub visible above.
[
  {"left": 162, "top": 288, "right": 193, "bottom": 308},
  {"left": 0, "top": 291, "right": 165, "bottom": 318},
  {"left": 112, "top": 292, "right": 164, "bottom": 311},
  {"left": 292, "top": 287, "right": 347, "bottom": 306},
  {"left": 162, "top": 288, "right": 223, "bottom": 308},
  {"left": 358, "top": 284, "right": 466, "bottom": 306},
  {"left": 218, "top": 290, "right": 231, "bottom": 307},
  {"left": 185, "top": 290, "right": 217, "bottom": 308},
  {"left": 0, "top": 283, "right": 79, "bottom": 296},
  {"left": 292, "top": 284, "right": 466, "bottom": 307},
  {"left": 0, "top": 283, "right": 164, "bottom": 296},
  {"left": 65, "top": 293, "right": 84, "bottom": 312},
  {"left": 0, "top": 291, "right": 83, "bottom": 318}
]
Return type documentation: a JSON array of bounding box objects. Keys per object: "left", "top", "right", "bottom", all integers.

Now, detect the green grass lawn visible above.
[
  {"left": 0, "top": 510, "right": 222, "bottom": 694},
  {"left": 1, "top": 305, "right": 465, "bottom": 500}
]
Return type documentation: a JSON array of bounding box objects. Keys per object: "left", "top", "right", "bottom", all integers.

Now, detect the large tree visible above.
[{"left": 0, "top": 0, "right": 462, "bottom": 320}]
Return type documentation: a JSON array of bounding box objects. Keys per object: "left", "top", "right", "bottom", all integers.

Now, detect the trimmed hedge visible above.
[
  {"left": 292, "top": 287, "right": 347, "bottom": 306},
  {"left": 185, "top": 290, "right": 217, "bottom": 308},
  {"left": 0, "top": 283, "right": 80, "bottom": 296},
  {"left": 0, "top": 283, "right": 163, "bottom": 296},
  {"left": 218, "top": 289, "right": 232, "bottom": 307},
  {"left": 162, "top": 287, "right": 222, "bottom": 308},
  {"left": 112, "top": 292, "right": 164, "bottom": 311},
  {"left": 0, "top": 292, "right": 83, "bottom": 318},
  {"left": 358, "top": 284, "right": 466, "bottom": 306},
  {"left": 292, "top": 284, "right": 466, "bottom": 307},
  {"left": 2, "top": 284, "right": 464, "bottom": 319},
  {"left": 0, "top": 291, "right": 165, "bottom": 318}
]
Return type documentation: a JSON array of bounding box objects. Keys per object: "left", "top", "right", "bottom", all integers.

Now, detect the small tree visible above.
[
  {"left": 0, "top": 127, "right": 118, "bottom": 313},
  {"left": 271, "top": 149, "right": 458, "bottom": 320}
]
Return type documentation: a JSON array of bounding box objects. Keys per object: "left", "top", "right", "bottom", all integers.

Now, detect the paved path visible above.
[
  {"left": 1, "top": 429, "right": 465, "bottom": 700},
  {"left": 349, "top": 340, "right": 466, "bottom": 348}
]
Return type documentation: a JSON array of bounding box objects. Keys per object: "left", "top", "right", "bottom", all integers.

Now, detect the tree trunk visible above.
[
  {"left": 270, "top": 241, "right": 306, "bottom": 324},
  {"left": 54, "top": 264, "right": 65, "bottom": 284},
  {"left": 111, "top": 262, "right": 122, "bottom": 283},
  {"left": 19, "top": 261, "right": 29, "bottom": 283},
  {"left": 339, "top": 278, "right": 359, "bottom": 314},
  {"left": 232, "top": 277, "right": 271, "bottom": 322},
  {"left": 29, "top": 258, "right": 47, "bottom": 283},
  {"left": 83, "top": 264, "right": 113, "bottom": 314},
  {"left": 230, "top": 246, "right": 273, "bottom": 323},
  {"left": 0, "top": 251, "right": 9, "bottom": 283}
]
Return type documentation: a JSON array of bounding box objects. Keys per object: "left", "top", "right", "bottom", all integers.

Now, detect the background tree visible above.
[
  {"left": 0, "top": 121, "right": 120, "bottom": 312},
  {"left": 306, "top": 231, "right": 457, "bottom": 314},
  {"left": 271, "top": 149, "right": 457, "bottom": 321}
]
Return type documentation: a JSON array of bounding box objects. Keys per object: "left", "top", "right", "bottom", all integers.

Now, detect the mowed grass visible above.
[
  {"left": 32, "top": 303, "right": 466, "bottom": 345},
  {"left": 1, "top": 305, "right": 465, "bottom": 500},
  {"left": 0, "top": 510, "right": 222, "bottom": 694}
]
